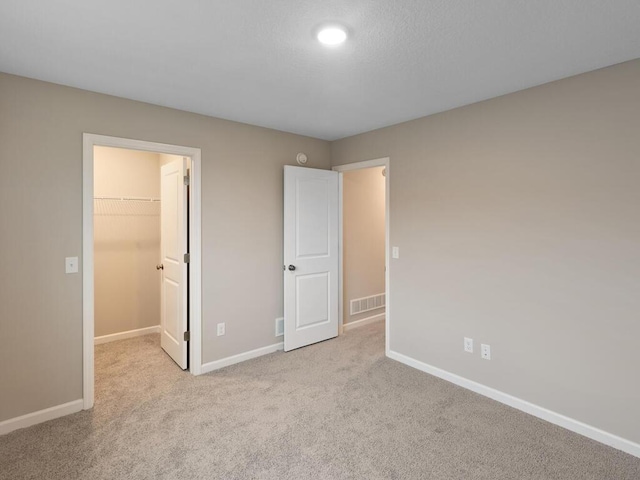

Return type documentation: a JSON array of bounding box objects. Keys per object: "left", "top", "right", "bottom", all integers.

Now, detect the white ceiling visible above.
[{"left": 1, "top": 1, "right": 639, "bottom": 140}]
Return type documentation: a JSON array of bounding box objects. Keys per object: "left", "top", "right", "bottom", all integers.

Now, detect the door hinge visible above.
[
  {"left": 183, "top": 175, "right": 190, "bottom": 186},
  {"left": 184, "top": 253, "right": 190, "bottom": 263},
  {"left": 184, "top": 331, "right": 190, "bottom": 342}
]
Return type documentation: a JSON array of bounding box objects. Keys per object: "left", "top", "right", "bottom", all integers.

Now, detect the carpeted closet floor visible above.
[{"left": 1, "top": 321, "right": 639, "bottom": 479}]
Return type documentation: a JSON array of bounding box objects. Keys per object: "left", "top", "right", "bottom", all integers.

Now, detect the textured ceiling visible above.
[{"left": 1, "top": 1, "right": 639, "bottom": 140}]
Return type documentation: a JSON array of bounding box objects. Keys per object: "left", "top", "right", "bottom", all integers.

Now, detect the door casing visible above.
[
  {"left": 82, "top": 134, "right": 202, "bottom": 410},
  {"left": 332, "top": 157, "right": 390, "bottom": 356}
]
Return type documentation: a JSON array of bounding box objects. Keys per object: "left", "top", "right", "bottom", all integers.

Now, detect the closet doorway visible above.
[
  {"left": 82, "top": 134, "right": 202, "bottom": 410},
  {"left": 333, "top": 158, "right": 390, "bottom": 353}
]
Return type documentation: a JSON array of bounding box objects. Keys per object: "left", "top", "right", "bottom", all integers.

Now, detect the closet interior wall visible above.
[
  {"left": 343, "top": 167, "right": 386, "bottom": 326},
  {"left": 93, "top": 146, "right": 163, "bottom": 339}
]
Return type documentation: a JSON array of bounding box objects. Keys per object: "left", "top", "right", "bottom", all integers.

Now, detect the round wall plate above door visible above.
[{"left": 296, "top": 153, "right": 308, "bottom": 165}]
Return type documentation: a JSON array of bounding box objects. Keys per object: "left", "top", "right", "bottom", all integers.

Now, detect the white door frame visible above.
[
  {"left": 82, "top": 133, "right": 203, "bottom": 410},
  {"left": 332, "top": 157, "right": 390, "bottom": 356}
]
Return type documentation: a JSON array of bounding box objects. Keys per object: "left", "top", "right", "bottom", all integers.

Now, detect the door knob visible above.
[
  {"left": 288, "top": 265, "right": 296, "bottom": 271},
  {"left": 156, "top": 264, "right": 164, "bottom": 270}
]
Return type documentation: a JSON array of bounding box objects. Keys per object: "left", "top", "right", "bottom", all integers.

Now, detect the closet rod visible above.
[{"left": 94, "top": 196, "right": 160, "bottom": 202}]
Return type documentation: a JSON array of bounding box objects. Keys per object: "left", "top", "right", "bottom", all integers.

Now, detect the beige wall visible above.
[
  {"left": 93, "top": 147, "right": 161, "bottom": 337},
  {"left": 158, "top": 153, "right": 179, "bottom": 167},
  {"left": 331, "top": 59, "right": 640, "bottom": 444},
  {"left": 0, "top": 72, "right": 331, "bottom": 422},
  {"left": 1, "top": 59, "right": 639, "bottom": 446},
  {"left": 343, "top": 167, "right": 386, "bottom": 324}
]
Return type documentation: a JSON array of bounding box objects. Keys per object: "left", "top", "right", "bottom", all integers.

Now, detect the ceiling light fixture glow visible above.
[{"left": 317, "top": 26, "right": 347, "bottom": 46}]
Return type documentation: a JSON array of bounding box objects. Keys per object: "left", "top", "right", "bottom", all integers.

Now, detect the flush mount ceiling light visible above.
[{"left": 317, "top": 26, "right": 347, "bottom": 46}]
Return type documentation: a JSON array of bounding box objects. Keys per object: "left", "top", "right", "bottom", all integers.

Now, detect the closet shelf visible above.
[
  {"left": 94, "top": 196, "right": 160, "bottom": 202},
  {"left": 94, "top": 197, "right": 161, "bottom": 216}
]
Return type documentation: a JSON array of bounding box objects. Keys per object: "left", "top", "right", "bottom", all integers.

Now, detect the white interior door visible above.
[
  {"left": 284, "top": 166, "right": 339, "bottom": 351},
  {"left": 160, "top": 158, "right": 188, "bottom": 369}
]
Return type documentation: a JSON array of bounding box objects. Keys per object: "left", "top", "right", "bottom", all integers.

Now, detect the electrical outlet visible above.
[
  {"left": 481, "top": 344, "right": 491, "bottom": 360},
  {"left": 464, "top": 337, "right": 473, "bottom": 353},
  {"left": 217, "top": 323, "right": 226, "bottom": 336},
  {"left": 275, "top": 317, "right": 284, "bottom": 337}
]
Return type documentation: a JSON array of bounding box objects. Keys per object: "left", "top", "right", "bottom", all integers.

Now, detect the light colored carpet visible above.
[{"left": 1, "top": 321, "right": 639, "bottom": 479}]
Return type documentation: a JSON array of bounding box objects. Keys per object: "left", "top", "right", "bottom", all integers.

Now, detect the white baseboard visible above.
[
  {"left": 0, "top": 399, "right": 83, "bottom": 436},
  {"left": 387, "top": 350, "right": 640, "bottom": 459},
  {"left": 343, "top": 313, "right": 385, "bottom": 332},
  {"left": 200, "top": 342, "right": 284, "bottom": 374},
  {"left": 94, "top": 325, "right": 160, "bottom": 345}
]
